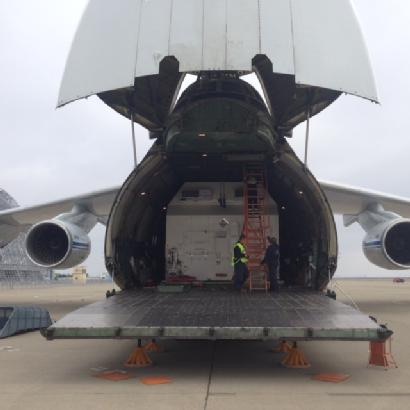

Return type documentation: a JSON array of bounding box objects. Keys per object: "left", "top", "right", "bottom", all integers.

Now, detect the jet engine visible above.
[
  {"left": 26, "top": 220, "right": 91, "bottom": 269},
  {"left": 363, "top": 219, "right": 410, "bottom": 270}
]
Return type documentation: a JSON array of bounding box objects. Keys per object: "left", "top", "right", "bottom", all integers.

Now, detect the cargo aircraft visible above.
[{"left": 1, "top": 0, "right": 410, "bottom": 343}]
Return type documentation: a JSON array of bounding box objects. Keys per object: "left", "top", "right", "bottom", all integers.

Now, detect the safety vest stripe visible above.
[{"left": 232, "top": 243, "right": 248, "bottom": 265}]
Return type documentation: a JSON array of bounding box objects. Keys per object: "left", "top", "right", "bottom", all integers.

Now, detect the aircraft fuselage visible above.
[{"left": 105, "top": 74, "right": 338, "bottom": 291}]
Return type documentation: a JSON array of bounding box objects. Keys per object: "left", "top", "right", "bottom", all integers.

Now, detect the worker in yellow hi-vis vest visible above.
[{"left": 232, "top": 234, "right": 249, "bottom": 291}]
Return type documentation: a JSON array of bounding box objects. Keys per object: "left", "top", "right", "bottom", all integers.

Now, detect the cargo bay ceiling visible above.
[{"left": 58, "top": 0, "right": 378, "bottom": 134}]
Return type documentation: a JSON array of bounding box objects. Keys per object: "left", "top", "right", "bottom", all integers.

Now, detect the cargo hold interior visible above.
[{"left": 105, "top": 148, "right": 337, "bottom": 291}]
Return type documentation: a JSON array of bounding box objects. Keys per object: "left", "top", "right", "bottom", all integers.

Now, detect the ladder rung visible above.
[{"left": 244, "top": 164, "right": 269, "bottom": 278}]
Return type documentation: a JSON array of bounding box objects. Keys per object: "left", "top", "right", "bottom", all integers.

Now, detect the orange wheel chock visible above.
[
  {"left": 273, "top": 341, "right": 292, "bottom": 353},
  {"left": 125, "top": 340, "right": 153, "bottom": 368},
  {"left": 144, "top": 339, "right": 164, "bottom": 353},
  {"left": 281, "top": 342, "right": 311, "bottom": 369},
  {"left": 141, "top": 376, "right": 172, "bottom": 385},
  {"left": 95, "top": 370, "right": 135, "bottom": 382},
  {"left": 312, "top": 373, "right": 350, "bottom": 383}
]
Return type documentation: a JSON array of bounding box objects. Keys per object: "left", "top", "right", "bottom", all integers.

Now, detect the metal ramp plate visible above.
[
  {"left": 44, "top": 289, "right": 391, "bottom": 341},
  {"left": 0, "top": 306, "right": 52, "bottom": 338}
]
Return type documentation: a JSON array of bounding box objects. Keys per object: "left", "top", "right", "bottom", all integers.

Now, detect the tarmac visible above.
[{"left": 0, "top": 279, "right": 409, "bottom": 410}]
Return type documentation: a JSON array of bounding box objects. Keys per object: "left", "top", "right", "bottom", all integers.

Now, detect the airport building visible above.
[{"left": 0, "top": 189, "right": 51, "bottom": 286}]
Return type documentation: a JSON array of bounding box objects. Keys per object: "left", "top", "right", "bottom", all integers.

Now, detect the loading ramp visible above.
[{"left": 43, "top": 289, "right": 391, "bottom": 342}]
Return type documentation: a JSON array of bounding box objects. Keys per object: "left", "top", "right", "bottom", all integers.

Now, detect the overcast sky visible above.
[{"left": 1, "top": 0, "right": 410, "bottom": 277}]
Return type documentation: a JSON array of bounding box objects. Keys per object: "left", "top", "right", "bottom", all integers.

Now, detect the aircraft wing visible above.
[
  {"left": 0, "top": 186, "right": 119, "bottom": 248},
  {"left": 319, "top": 180, "right": 410, "bottom": 218},
  {"left": 2, "top": 180, "right": 410, "bottom": 248}
]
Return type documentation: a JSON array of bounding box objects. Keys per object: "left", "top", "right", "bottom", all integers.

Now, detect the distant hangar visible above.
[{"left": 0, "top": 189, "right": 50, "bottom": 286}]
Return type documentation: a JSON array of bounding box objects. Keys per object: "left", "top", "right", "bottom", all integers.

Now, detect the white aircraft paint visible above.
[{"left": 58, "top": 0, "right": 378, "bottom": 107}]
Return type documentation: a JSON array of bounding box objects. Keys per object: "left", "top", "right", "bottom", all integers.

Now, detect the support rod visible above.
[
  {"left": 304, "top": 106, "right": 311, "bottom": 169},
  {"left": 131, "top": 112, "right": 137, "bottom": 168}
]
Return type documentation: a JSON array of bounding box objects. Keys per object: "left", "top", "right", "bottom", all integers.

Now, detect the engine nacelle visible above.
[
  {"left": 363, "top": 219, "right": 410, "bottom": 270},
  {"left": 26, "top": 220, "right": 91, "bottom": 269}
]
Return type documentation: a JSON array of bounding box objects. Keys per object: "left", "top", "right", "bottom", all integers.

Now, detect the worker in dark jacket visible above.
[
  {"left": 232, "top": 234, "right": 249, "bottom": 291},
  {"left": 261, "top": 236, "right": 280, "bottom": 291}
]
